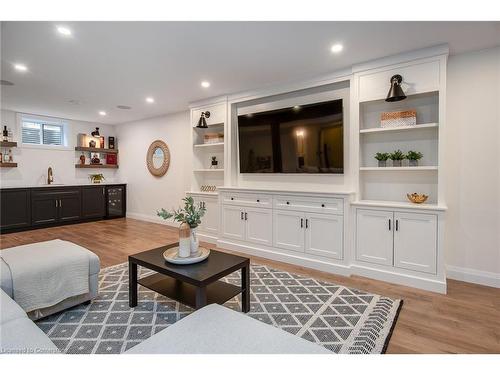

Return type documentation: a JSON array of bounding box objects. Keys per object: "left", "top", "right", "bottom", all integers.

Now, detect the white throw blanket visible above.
[{"left": 0, "top": 239, "right": 90, "bottom": 312}]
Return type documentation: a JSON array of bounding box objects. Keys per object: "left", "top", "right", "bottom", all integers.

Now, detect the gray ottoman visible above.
[
  {"left": 0, "top": 239, "right": 100, "bottom": 320},
  {"left": 128, "top": 304, "right": 330, "bottom": 354}
]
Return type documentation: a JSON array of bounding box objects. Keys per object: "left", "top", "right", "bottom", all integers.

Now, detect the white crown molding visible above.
[{"left": 352, "top": 44, "right": 449, "bottom": 73}]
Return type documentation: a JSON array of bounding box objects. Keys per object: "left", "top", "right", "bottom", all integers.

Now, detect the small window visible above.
[{"left": 21, "top": 116, "right": 65, "bottom": 146}]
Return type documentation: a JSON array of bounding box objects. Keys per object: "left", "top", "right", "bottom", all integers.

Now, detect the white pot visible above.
[{"left": 190, "top": 226, "right": 199, "bottom": 255}]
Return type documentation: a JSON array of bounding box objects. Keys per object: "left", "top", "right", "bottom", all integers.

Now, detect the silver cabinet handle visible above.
[
  {"left": 300, "top": 218, "right": 304, "bottom": 228},
  {"left": 305, "top": 219, "right": 309, "bottom": 229},
  {"left": 244, "top": 212, "right": 248, "bottom": 221},
  {"left": 388, "top": 219, "right": 391, "bottom": 231},
  {"left": 396, "top": 220, "right": 399, "bottom": 231},
  {"left": 102, "top": 188, "right": 105, "bottom": 195},
  {"left": 241, "top": 211, "right": 244, "bottom": 220},
  {"left": 55, "top": 200, "right": 58, "bottom": 207},
  {"left": 59, "top": 199, "right": 62, "bottom": 207}
]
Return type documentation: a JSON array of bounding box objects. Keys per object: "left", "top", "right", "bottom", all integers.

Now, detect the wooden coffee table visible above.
[{"left": 128, "top": 243, "right": 250, "bottom": 312}]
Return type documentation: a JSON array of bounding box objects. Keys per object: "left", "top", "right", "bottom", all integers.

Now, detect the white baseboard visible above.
[
  {"left": 351, "top": 264, "right": 447, "bottom": 294},
  {"left": 446, "top": 265, "right": 500, "bottom": 288},
  {"left": 126, "top": 212, "right": 177, "bottom": 228}
]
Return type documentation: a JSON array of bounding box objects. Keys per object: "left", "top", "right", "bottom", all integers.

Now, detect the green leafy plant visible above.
[
  {"left": 374, "top": 152, "right": 390, "bottom": 161},
  {"left": 406, "top": 150, "right": 423, "bottom": 160},
  {"left": 89, "top": 173, "right": 105, "bottom": 183},
  {"left": 157, "top": 196, "right": 206, "bottom": 228},
  {"left": 389, "top": 150, "right": 406, "bottom": 161}
]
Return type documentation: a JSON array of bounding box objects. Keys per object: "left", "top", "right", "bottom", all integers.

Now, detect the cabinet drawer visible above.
[
  {"left": 273, "top": 195, "right": 344, "bottom": 215},
  {"left": 221, "top": 192, "right": 272, "bottom": 208}
]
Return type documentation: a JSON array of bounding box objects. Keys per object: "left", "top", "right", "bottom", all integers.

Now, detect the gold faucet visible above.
[{"left": 47, "top": 167, "right": 54, "bottom": 185}]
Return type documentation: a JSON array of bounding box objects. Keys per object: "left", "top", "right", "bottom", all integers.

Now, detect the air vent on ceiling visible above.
[{"left": 117, "top": 105, "right": 132, "bottom": 110}]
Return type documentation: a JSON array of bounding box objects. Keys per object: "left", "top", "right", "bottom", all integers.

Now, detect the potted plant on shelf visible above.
[
  {"left": 406, "top": 150, "right": 423, "bottom": 167},
  {"left": 157, "top": 196, "right": 206, "bottom": 258},
  {"left": 390, "top": 150, "right": 406, "bottom": 167},
  {"left": 89, "top": 173, "right": 105, "bottom": 183},
  {"left": 374, "top": 152, "right": 390, "bottom": 167}
]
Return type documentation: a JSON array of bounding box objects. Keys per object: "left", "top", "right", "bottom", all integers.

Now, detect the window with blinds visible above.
[{"left": 21, "top": 118, "right": 65, "bottom": 146}]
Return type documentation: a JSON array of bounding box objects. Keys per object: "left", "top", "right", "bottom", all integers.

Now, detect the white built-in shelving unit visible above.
[
  {"left": 355, "top": 78, "right": 444, "bottom": 207},
  {"left": 190, "top": 99, "right": 228, "bottom": 194}
]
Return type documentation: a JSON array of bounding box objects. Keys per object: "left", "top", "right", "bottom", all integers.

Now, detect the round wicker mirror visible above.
[{"left": 147, "top": 140, "right": 170, "bottom": 176}]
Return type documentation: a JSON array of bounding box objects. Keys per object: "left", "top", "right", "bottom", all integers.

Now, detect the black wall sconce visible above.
[
  {"left": 196, "top": 111, "right": 211, "bottom": 128},
  {"left": 385, "top": 74, "right": 407, "bottom": 102}
]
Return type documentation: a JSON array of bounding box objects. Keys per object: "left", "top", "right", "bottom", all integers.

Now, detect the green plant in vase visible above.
[
  {"left": 406, "top": 150, "right": 423, "bottom": 167},
  {"left": 157, "top": 196, "right": 206, "bottom": 256},
  {"left": 374, "top": 152, "right": 390, "bottom": 167},
  {"left": 89, "top": 173, "right": 105, "bottom": 183},
  {"left": 389, "top": 150, "right": 406, "bottom": 167}
]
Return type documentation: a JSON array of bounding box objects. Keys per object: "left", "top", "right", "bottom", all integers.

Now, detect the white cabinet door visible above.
[
  {"left": 273, "top": 210, "right": 304, "bottom": 253},
  {"left": 245, "top": 207, "right": 273, "bottom": 246},
  {"left": 201, "top": 198, "right": 219, "bottom": 235},
  {"left": 305, "top": 213, "right": 343, "bottom": 260},
  {"left": 221, "top": 205, "right": 245, "bottom": 241},
  {"left": 356, "top": 209, "right": 394, "bottom": 266},
  {"left": 394, "top": 212, "right": 437, "bottom": 274}
]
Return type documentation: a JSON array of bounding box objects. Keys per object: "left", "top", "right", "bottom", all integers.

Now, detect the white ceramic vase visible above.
[{"left": 190, "top": 226, "right": 199, "bottom": 255}]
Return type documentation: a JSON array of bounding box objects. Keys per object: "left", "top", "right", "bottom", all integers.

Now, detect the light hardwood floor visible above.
[{"left": 1, "top": 218, "right": 499, "bottom": 354}]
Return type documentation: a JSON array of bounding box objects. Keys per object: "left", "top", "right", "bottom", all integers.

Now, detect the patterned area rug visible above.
[{"left": 36, "top": 262, "right": 402, "bottom": 354}]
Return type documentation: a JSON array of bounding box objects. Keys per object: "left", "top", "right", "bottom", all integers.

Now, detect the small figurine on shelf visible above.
[
  {"left": 8, "top": 149, "right": 13, "bottom": 162},
  {"left": 210, "top": 156, "right": 218, "bottom": 169},
  {"left": 91, "top": 127, "right": 100, "bottom": 137},
  {"left": 108, "top": 136, "right": 115, "bottom": 149},
  {"left": 79, "top": 153, "right": 86, "bottom": 165},
  {"left": 90, "top": 153, "right": 101, "bottom": 165},
  {"left": 99, "top": 136, "right": 105, "bottom": 148},
  {"left": 2, "top": 126, "right": 8, "bottom": 142},
  {"left": 89, "top": 139, "right": 96, "bottom": 148}
]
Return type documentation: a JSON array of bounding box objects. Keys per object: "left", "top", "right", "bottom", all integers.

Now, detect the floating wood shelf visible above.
[
  {"left": 360, "top": 123, "right": 438, "bottom": 134},
  {"left": 75, "top": 164, "right": 119, "bottom": 169},
  {"left": 75, "top": 146, "right": 118, "bottom": 154},
  {"left": 0, "top": 162, "right": 18, "bottom": 168},
  {"left": 0, "top": 141, "right": 18, "bottom": 148}
]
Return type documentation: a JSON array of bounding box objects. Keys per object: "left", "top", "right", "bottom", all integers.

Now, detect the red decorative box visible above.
[{"left": 106, "top": 154, "right": 117, "bottom": 165}]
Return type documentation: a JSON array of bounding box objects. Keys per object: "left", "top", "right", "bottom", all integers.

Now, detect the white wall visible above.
[
  {"left": 0, "top": 109, "right": 118, "bottom": 187},
  {"left": 445, "top": 47, "right": 500, "bottom": 286},
  {"left": 115, "top": 111, "right": 191, "bottom": 224}
]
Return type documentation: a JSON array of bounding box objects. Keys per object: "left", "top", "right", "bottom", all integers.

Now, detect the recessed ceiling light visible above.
[
  {"left": 330, "top": 43, "right": 343, "bottom": 53},
  {"left": 145, "top": 97, "right": 155, "bottom": 103},
  {"left": 201, "top": 81, "right": 210, "bottom": 88},
  {"left": 14, "top": 63, "right": 28, "bottom": 72},
  {"left": 56, "top": 26, "right": 72, "bottom": 36},
  {"left": 98, "top": 111, "right": 107, "bottom": 116}
]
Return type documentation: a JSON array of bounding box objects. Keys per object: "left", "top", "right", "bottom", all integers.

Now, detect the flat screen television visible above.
[{"left": 238, "top": 99, "right": 343, "bottom": 174}]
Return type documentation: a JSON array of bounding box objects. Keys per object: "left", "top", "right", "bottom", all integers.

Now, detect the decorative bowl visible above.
[{"left": 406, "top": 193, "right": 429, "bottom": 204}]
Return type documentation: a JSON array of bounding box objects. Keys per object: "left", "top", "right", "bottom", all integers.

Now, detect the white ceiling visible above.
[{"left": 1, "top": 21, "right": 499, "bottom": 125}]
